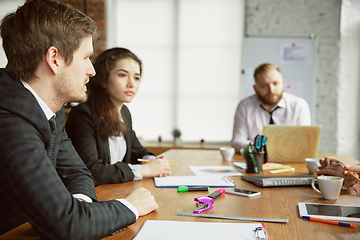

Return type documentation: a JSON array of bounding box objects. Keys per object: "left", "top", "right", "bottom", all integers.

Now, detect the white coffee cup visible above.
[
  {"left": 311, "top": 176, "right": 344, "bottom": 200},
  {"left": 219, "top": 147, "right": 235, "bottom": 161},
  {"left": 305, "top": 158, "right": 321, "bottom": 174}
]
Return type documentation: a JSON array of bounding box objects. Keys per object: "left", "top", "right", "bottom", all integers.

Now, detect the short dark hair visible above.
[
  {"left": 87, "top": 47, "right": 142, "bottom": 137},
  {"left": 0, "top": 0, "right": 98, "bottom": 81}
]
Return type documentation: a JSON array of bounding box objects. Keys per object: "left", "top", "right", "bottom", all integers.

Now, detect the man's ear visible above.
[
  {"left": 45, "top": 46, "right": 61, "bottom": 75},
  {"left": 253, "top": 85, "right": 256, "bottom": 91}
]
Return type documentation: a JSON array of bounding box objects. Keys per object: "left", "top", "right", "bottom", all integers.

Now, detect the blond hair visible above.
[{"left": 253, "top": 63, "right": 281, "bottom": 82}]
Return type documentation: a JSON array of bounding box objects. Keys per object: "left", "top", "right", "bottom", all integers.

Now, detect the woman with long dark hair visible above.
[{"left": 65, "top": 47, "right": 171, "bottom": 185}]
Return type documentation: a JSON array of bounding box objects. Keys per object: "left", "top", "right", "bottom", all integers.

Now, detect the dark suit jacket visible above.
[
  {"left": 65, "top": 102, "right": 153, "bottom": 185},
  {"left": 0, "top": 69, "right": 136, "bottom": 239}
]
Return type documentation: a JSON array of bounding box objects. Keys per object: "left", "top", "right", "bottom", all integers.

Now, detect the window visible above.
[
  {"left": 0, "top": 0, "right": 25, "bottom": 68},
  {"left": 107, "top": 0, "right": 244, "bottom": 142}
]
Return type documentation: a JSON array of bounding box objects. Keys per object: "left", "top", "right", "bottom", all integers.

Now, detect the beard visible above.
[
  {"left": 56, "top": 69, "right": 88, "bottom": 105},
  {"left": 255, "top": 90, "right": 283, "bottom": 107}
]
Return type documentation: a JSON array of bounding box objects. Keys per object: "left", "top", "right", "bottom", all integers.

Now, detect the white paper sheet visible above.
[
  {"left": 134, "top": 220, "right": 267, "bottom": 240},
  {"left": 154, "top": 175, "right": 235, "bottom": 188},
  {"left": 189, "top": 165, "right": 243, "bottom": 176},
  {"left": 279, "top": 42, "right": 312, "bottom": 64}
]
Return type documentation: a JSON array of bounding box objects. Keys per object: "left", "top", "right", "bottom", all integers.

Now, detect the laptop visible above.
[
  {"left": 262, "top": 125, "right": 321, "bottom": 163},
  {"left": 241, "top": 175, "right": 316, "bottom": 187}
]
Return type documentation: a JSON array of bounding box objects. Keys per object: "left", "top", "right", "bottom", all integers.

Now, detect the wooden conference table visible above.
[{"left": 1, "top": 149, "right": 360, "bottom": 240}]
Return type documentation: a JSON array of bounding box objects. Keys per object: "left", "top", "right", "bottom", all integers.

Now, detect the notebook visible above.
[
  {"left": 242, "top": 175, "right": 316, "bottom": 187},
  {"left": 262, "top": 125, "right": 321, "bottom": 163}
]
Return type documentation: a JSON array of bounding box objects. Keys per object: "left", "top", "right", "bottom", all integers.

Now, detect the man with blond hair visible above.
[
  {"left": 0, "top": 0, "right": 158, "bottom": 239},
  {"left": 231, "top": 63, "right": 311, "bottom": 152}
]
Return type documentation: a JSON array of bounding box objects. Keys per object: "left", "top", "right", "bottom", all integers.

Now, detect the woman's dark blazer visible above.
[{"left": 65, "top": 102, "right": 153, "bottom": 185}]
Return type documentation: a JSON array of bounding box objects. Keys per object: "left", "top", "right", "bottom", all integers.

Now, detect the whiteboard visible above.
[{"left": 242, "top": 36, "right": 316, "bottom": 124}]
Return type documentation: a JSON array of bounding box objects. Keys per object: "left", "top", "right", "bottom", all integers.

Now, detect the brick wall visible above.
[{"left": 58, "top": 0, "right": 107, "bottom": 59}]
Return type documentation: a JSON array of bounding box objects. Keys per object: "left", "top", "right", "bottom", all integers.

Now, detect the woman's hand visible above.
[
  {"left": 141, "top": 157, "right": 171, "bottom": 178},
  {"left": 316, "top": 156, "right": 345, "bottom": 177},
  {"left": 343, "top": 165, "right": 360, "bottom": 197}
]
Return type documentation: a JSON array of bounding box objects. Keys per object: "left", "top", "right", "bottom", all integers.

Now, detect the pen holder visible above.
[{"left": 245, "top": 151, "right": 264, "bottom": 174}]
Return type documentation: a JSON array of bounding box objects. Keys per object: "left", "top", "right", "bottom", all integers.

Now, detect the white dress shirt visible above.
[
  {"left": 108, "top": 135, "right": 144, "bottom": 181},
  {"left": 108, "top": 113, "right": 156, "bottom": 181},
  {"left": 231, "top": 92, "right": 311, "bottom": 152}
]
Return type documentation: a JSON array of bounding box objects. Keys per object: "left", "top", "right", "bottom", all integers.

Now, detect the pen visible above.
[
  {"left": 342, "top": 166, "right": 360, "bottom": 181},
  {"left": 137, "top": 158, "right": 177, "bottom": 166},
  {"left": 207, "top": 188, "right": 226, "bottom": 199},
  {"left": 301, "top": 216, "right": 357, "bottom": 228},
  {"left": 269, "top": 167, "right": 295, "bottom": 174},
  {"left": 177, "top": 186, "right": 210, "bottom": 192}
]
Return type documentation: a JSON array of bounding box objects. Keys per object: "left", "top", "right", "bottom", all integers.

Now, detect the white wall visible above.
[
  {"left": 245, "top": 0, "right": 360, "bottom": 158},
  {"left": 0, "top": 0, "right": 25, "bottom": 68},
  {"left": 339, "top": 0, "right": 360, "bottom": 158}
]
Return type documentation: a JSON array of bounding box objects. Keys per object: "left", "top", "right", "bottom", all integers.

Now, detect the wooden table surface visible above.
[{"left": 1, "top": 150, "right": 360, "bottom": 240}]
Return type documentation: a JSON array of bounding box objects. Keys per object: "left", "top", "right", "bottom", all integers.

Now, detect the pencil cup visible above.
[{"left": 245, "top": 151, "right": 264, "bottom": 174}]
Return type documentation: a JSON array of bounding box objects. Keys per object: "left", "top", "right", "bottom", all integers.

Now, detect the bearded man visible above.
[{"left": 231, "top": 63, "right": 311, "bottom": 152}]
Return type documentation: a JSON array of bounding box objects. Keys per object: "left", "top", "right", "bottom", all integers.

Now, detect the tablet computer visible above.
[{"left": 298, "top": 202, "right": 360, "bottom": 222}]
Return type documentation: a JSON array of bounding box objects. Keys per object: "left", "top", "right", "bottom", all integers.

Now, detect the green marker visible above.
[{"left": 177, "top": 186, "right": 210, "bottom": 192}]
